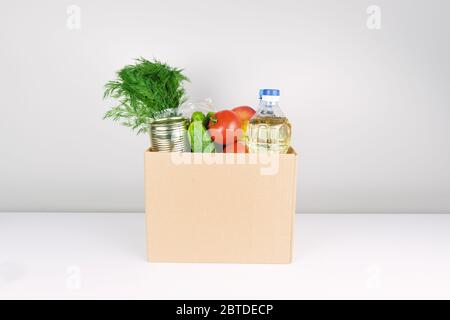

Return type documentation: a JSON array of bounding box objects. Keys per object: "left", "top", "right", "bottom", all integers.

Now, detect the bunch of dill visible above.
[{"left": 103, "top": 58, "right": 189, "bottom": 134}]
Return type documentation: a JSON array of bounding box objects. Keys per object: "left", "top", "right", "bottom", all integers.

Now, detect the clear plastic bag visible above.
[{"left": 178, "top": 98, "right": 215, "bottom": 119}]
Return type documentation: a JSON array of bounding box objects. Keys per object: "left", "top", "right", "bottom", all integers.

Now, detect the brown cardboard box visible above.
[{"left": 144, "top": 148, "right": 298, "bottom": 263}]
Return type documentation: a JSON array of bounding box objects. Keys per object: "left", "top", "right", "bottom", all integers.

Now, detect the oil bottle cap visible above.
[{"left": 261, "top": 89, "right": 280, "bottom": 97}]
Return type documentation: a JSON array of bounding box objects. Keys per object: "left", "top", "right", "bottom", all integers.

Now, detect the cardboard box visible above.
[{"left": 144, "top": 148, "right": 298, "bottom": 263}]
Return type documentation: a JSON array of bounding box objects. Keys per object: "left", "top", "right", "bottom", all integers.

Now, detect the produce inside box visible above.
[{"left": 104, "top": 58, "right": 292, "bottom": 153}]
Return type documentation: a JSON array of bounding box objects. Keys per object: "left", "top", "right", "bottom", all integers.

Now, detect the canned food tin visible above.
[{"left": 149, "top": 116, "right": 189, "bottom": 152}]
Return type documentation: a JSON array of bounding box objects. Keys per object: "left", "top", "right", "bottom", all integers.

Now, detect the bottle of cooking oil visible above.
[{"left": 247, "top": 89, "right": 291, "bottom": 153}]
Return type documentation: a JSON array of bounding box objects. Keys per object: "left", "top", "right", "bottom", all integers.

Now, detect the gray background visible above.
[{"left": 0, "top": 0, "right": 449, "bottom": 213}]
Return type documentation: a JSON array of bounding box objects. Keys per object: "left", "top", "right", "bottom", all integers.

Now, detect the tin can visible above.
[{"left": 149, "top": 116, "right": 189, "bottom": 152}]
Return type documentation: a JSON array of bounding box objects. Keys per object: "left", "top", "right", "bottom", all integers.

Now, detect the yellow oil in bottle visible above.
[{"left": 247, "top": 116, "right": 291, "bottom": 153}]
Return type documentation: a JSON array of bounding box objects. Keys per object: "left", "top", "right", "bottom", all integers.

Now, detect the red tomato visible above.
[
  {"left": 208, "top": 110, "right": 242, "bottom": 145},
  {"left": 224, "top": 141, "right": 248, "bottom": 153},
  {"left": 232, "top": 106, "right": 256, "bottom": 122}
]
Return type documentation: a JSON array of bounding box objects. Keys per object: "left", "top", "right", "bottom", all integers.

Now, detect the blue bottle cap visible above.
[{"left": 260, "top": 89, "right": 280, "bottom": 96}]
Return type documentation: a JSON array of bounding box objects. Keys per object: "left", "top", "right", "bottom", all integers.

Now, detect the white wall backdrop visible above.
[{"left": 0, "top": 0, "right": 449, "bottom": 213}]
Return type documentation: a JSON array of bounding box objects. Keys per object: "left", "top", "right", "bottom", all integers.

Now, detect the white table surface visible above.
[{"left": 1, "top": 213, "right": 449, "bottom": 299}]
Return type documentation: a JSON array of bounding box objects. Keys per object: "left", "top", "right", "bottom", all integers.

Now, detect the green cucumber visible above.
[{"left": 188, "top": 120, "right": 215, "bottom": 153}]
